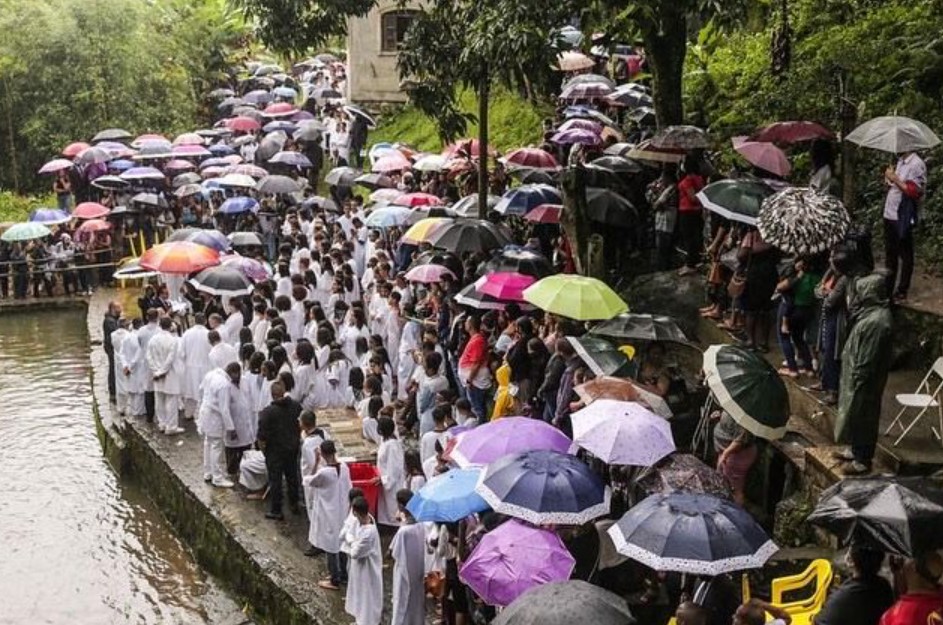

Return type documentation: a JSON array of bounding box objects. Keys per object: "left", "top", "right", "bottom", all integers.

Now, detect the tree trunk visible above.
[
  {"left": 561, "top": 164, "right": 589, "bottom": 275},
  {"left": 477, "top": 70, "right": 490, "bottom": 220},
  {"left": 643, "top": 6, "right": 688, "bottom": 127}
]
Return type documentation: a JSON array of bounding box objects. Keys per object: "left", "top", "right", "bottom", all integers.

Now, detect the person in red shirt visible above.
[
  {"left": 458, "top": 315, "right": 492, "bottom": 420},
  {"left": 676, "top": 157, "right": 706, "bottom": 276},
  {"left": 880, "top": 554, "right": 943, "bottom": 625}
]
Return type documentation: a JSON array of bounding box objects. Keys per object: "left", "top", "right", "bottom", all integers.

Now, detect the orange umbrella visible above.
[
  {"left": 575, "top": 376, "right": 641, "bottom": 403},
  {"left": 139, "top": 241, "right": 220, "bottom": 274}
]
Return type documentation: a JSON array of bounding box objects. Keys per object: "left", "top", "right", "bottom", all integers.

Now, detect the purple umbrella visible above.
[
  {"left": 187, "top": 229, "right": 231, "bottom": 252},
  {"left": 460, "top": 520, "right": 575, "bottom": 607},
  {"left": 120, "top": 166, "right": 165, "bottom": 181},
  {"left": 551, "top": 128, "right": 602, "bottom": 146},
  {"left": 221, "top": 254, "right": 272, "bottom": 282},
  {"left": 451, "top": 417, "right": 572, "bottom": 468},
  {"left": 171, "top": 144, "right": 211, "bottom": 157},
  {"left": 557, "top": 118, "right": 603, "bottom": 135},
  {"left": 571, "top": 399, "right": 675, "bottom": 466}
]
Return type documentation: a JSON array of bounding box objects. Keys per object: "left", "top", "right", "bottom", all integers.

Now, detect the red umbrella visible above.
[
  {"left": 732, "top": 137, "right": 791, "bottom": 178},
  {"left": 524, "top": 204, "right": 562, "bottom": 224},
  {"left": 504, "top": 148, "right": 559, "bottom": 171},
  {"left": 225, "top": 116, "right": 262, "bottom": 132},
  {"left": 62, "top": 142, "right": 90, "bottom": 158},
  {"left": 442, "top": 138, "right": 497, "bottom": 159},
  {"left": 752, "top": 121, "right": 834, "bottom": 144},
  {"left": 75, "top": 218, "right": 112, "bottom": 239},
  {"left": 393, "top": 192, "right": 443, "bottom": 208},
  {"left": 73, "top": 202, "right": 110, "bottom": 220},
  {"left": 263, "top": 102, "right": 298, "bottom": 117},
  {"left": 140, "top": 241, "right": 221, "bottom": 274}
]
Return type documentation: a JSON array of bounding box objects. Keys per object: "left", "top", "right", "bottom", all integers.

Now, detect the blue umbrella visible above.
[
  {"left": 273, "top": 86, "right": 297, "bottom": 100},
  {"left": 264, "top": 120, "right": 298, "bottom": 134},
  {"left": 200, "top": 157, "right": 231, "bottom": 170},
  {"left": 364, "top": 206, "right": 414, "bottom": 228},
  {"left": 29, "top": 208, "right": 71, "bottom": 225},
  {"left": 268, "top": 151, "right": 312, "bottom": 168},
  {"left": 120, "top": 166, "right": 164, "bottom": 181},
  {"left": 219, "top": 196, "right": 260, "bottom": 215},
  {"left": 244, "top": 89, "right": 273, "bottom": 105},
  {"left": 475, "top": 449, "right": 609, "bottom": 525},
  {"left": 186, "top": 229, "right": 231, "bottom": 252},
  {"left": 108, "top": 159, "right": 136, "bottom": 171},
  {"left": 208, "top": 143, "right": 235, "bottom": 156},
  {"left": 494, "top": 184, "right": 562, "bottom": 216},
  {"left": 407, "top": 468, "right": 490, "bottom": 522}
]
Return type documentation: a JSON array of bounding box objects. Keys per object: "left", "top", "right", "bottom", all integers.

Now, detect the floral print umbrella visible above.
[{"left": 758, "top": 186, "right": 850, "bottom": 255}]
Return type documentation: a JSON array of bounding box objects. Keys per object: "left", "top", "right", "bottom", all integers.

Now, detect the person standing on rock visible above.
[
  {"left": 224, "top": 366, "right": 256, "bottom": 477},
  {"left": 343, "top": 496, "right": 383, "bottom": 625},
  {"left": 110, "top": 317, "right": 131, "bottom": 416},
  {"left": 299, "top": 410, "right": 327, "bottom": 555},
  {"left": 375, "top": 416, "right": 405, "bottom": 527},
  {"left": 179, "top": 313, "right": 211, "bottom": 420},
  {"left": 102, "top": 300, "right": 121, "bottom": 403},
  {"left": 257, "top": 380, "right": 302, "bottom": 521},
  {"left": 137, "top": 309, "right": 160, "bottom": 422},
  {"left": 389, "top": 489, "right": 426, "bottom": 625},
  {"left": 146, "top": 316, "right": 184, "bottom": 435},
  {"left": 120, "top": 318, "right": 147, "bottom": 418},
  {"left": 197, "top": 364, "right": 239, "bottom": 488},
  {"left": 304, "top": 439, "right": 352, "bottom": 590}
]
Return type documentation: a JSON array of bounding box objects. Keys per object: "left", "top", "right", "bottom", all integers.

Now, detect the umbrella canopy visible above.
[
  {"left": 476, "top": 271, "right": 536, "bottom": 302},
  {"left": 28, "top": 208, "right": 71, "bottom": 225},
  {"left": 696, "top": 178, "right": 776, "bottom": 226},
  {"left": 442, "top": 138, "right": 497, "bottom": 159},
  {"left": 76, "top": 146, "right": 113, "bottom": 165},
  {"left": 476, "top": 449, "right": 609, "bottom": 525},
  {"left": 494, "top": 580, "right": 634, "bottom": 625},
  {"left": 1, "top": 222, "right": 51, "bottom": 242},
  {"left": 426, "top": 219, "right": 512, "bottom": 254},
  {"left": 757, "top": 187, "right": 851, "bottom": 255},
  {"left": 626, "top": 140, "right": 685, "bottom": 164},
  {"left": 523, "top": 274, "right": 627, "bottom": 321},
  {"left": 74, "top": 218, "right": 112, "bottom": 239},
  {"left": 262, "top": 102, "right": 297, "bottom": 117},
  {"left": 406, "top": 468, "right": 490, "bottom": 522},
  {"left": 373, "top": 151, "right": 412, "bottom": 173},
  {"left": 221, "top": 254, "right": 272, "bottom": 282},
  {"left": 173, "top": 172, "right": 202, "bottom": 188},
  {"left": 164, "top": 159, "right": 197, "bottom": 172},
  {"left": 752, "top": 121, "right": 834, "bottom": 144},
  {"left": 558, "top": 118, "right": 603, "bottom": 134},
  {"left": 504, "top": 148, "right": 559, "bottom": 171},
  {"left": 636, "top": 453, "right": 732, "bottom": 499},
  {"left": 369, "top": 188, "right": 405, "bottom": 205},
  {"left": 412, "top": 154, "right": 448, "bottom": 172},
  {"left": 218, "top": 196, "right": 260, "bottom": 215},
  {"left": 651, "top": 125, "right": 710, "bottom": 150},
  {"left": 186, "top": 230, "right": 231, "bottom": 252},
  {"left": 256, "top": 174, "right": 301, "bottom": 195},
  {"left": 139, "top": 241, "right": 220, "bottom": 274},
  {"left": 91, "top": 175, "right": 130, "bottom": 190},
  {"left": 364, "top": 206, "right": 414, "bottom": 228},
  {"left": 572, "top": 400, "right": 675, "bottom": 466},
  {"left": 172, "top": 132, "right": 204, "bottom": 146},
  {"left": 495, "top": 184, "right": 562, "bottom": 217},
  {"left": 189, "top": 265, "right": 253, "bottom": 296},
  {"left": 344, "top": 104, "right": 378, "bottom": 128},
  {"left": 293, "top": 124, "right": 323, "bottom": 143},
  {"left": 628, "top": 106, "right": 657, "bottom": 127},
  {"left": 606, "top": 90, "right": 653, "bottom": 109},
  {"left": 455, "top": 282, "right": 537, "bottom": 311},
  {"left": 171, "top": 144, "right": 211, "bottom": 158},
  {"left": 324, "top": 166, "right": 361, "bottom": 187},
  {"left": 120, "top": 166, "right": 165, "bottom": 182},
  {"left": 845, "top": 115, "right": 941, "bottom": 153},
  {"left": 131, "top": 192, "right": 167, "bottom": 209},
  {"left": 92, "top": 128, "right": 131, "bottom": 143},
  {"left": 587, "top": 155, "right": 644, "bottom": 175},
  {"left": 225, "top": 116, "right": 262, "bottom": 132},
  {"left": 585, "top": 187, "right": 637, "bottom": 226},
  {"left": 38, "top": 158, "right": 74, "bottom": 174},
  {"left": 444, "top": 194, "right": 495, "bottom": 219},
  {"left": 524, "top": 204, "right": 562, "bottom": 224},
  {"left": 564, "top": 105, "right": 617, "bottom": 127},
  {"left": 486, "top": 248, "right": 554, "bottom": 279},
  {"left": 354, "top": 173, "right": 395, "bottom": 191},
  {"left": 73, "top": 202, "right": 110, "bottom": 220},
  {"left": 733, "top": 138, "right": 791, "bottom": 177},
  {"left": 112, "top": 260, "right": 159, "bottom": 281},
  {"left": 555, "top": 51, "right": 595, "bottom": 72},
  {"left": 517, "top": 169, "right": 557, "bottom": 185},
  {"left": 452, "top": 417, "right": 572, "bottom": 468},
  {"left": 402, "top": 217, "right": 452, "bottom": 245},
  {"left": 807, "top": 477, "right": 943, "bottom": 557},
  {"left": 560, "top": 82, "right": 614, "bottom": 100},
  {"left": 268, "top": 151, "right": 311, "bottom": 168},
  {"left": 460, "top": 520, "right": 575, "bottom": 607},
  {"left": 404, "top": 263, "right": 456, "bottom": 284},
  {"left": 574, "top": 377, "right": 673, "bottom": 420},
  {"left": 609, "top": 493, "right": 778, "bottom": 575},
  {"left": 393, "top": 192, "right": 442, "bottom": 208},
  {"left": 563, "top": 73, "right": 615, "bottom": 89},
  {"left": 228, "top": 231, "right": 264, "bottom": 248},
  {"left": 567, "top": 335, "right": 633, "bottom": 378},
  {"left": 62, "top": 141, "right": 90, "bottom": 157},
  {"left": 703, "top": 344, "right": 789, "bottom": 440},
  {"left": 226, "top": 164, "right": 268, "bottom": 179},
  {"left": 589, "top": 313, "right": 690, "bottom": 344},
  {"left": 174, "top": 184, "right": 203, "bottom": 198},
  {"left": 551, "top": 128, "right": 602, "bottom": 146}
]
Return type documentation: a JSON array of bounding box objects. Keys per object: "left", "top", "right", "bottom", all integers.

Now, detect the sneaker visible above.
[
  {"left": 164, "top": 426, "right": 185, "bottom": 435},
  {"left": 212, "top": 478, "right": 235, "bottom": 488}
]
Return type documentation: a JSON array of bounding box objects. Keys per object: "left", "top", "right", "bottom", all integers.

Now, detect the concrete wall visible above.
[{"left": 346, "top": 0, "right": 420, "bottom": 104}]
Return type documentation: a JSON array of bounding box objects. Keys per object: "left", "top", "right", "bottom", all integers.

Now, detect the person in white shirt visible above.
[
  {"left": 299, "top": 411, "right": 327, "bottom": 544},
  {"left": 342, "top": 496, "right": 383, "bottom": 625},
  {"left": 178, "top": 313, "right": 212, "bottom": 419},
  {"left": 220, "top": 299, "right": 245, "bottom": 347},
  {"left": 208, "top": 329, "right": 239, "bottom": 371},
  {"left": 304, "top": 440, "right": 352, "bottom": 590},
  {"left": 389, "top": 489, "right": 427, "bottom": 625},
  {"left": 419, "top": 405, "right": 450, "bottom": 474},
  {"left": 225, "top": 369, "right": 256, "bottom": 476},
  {"left": 110, "top": 318, "right": 132, "bottom": 416},
  {"left": 136, "top": 310, "right": 160, "bottom": 422},
  {"left": 146, "top": 317, "right": 183, "bottom": 435},
  {"left": 197, "top": 364, "right": 239, "bottom": 488},
  {"left": 375, "top": 417, "right": 405, "bottom": 527},
  {"left": 882, "top": 151, "right": 927, "bottom": 301},
  {"left": 119, "top": 319, "right": 147, "bottom": 418}
]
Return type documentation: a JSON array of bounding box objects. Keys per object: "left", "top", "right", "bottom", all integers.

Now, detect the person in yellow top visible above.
[{"left": 491, "top": 360, "right": 520, "bottom": 420}]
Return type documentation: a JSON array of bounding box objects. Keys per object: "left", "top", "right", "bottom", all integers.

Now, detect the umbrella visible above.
[
  {"left": 626, "top": 140, "right": 685, "bottom": 164},
  {"left": 426, "top": 219, "right": 512, "bottom": 254},
  {"left": 587, "top": 155, "right": 644, "bottom": 175},
  {"left": 732, "top": 138, "right": 791, "bottom": 177},
  {"left": 301, "top": 196, "right": 339, "bottom": 213},
  {"left": 757, "top": 187, "right": 851, "bottom": 255},
  {"left": 845, "top": 115, "right": 941, "bottom": 153},
  {"left": 495, "top": 184, "right": 562, "bottom": 217},
  {"left": 752, "top": 121, "right": 834, "bottom": 144},
  {"left": 164, "top": 159, "right": 197, "bottom": 172},
  {"left": 608, "top": 493, "right": 778, "bottom": 575},
  {"left": 460, "top": 520, "right": 575, "bottom": 607},
  {"left": 555, "top": 51, "right": 596, "bottom": 72},
  {"left": 120, "top": 166, "right": 165, "bottom": 182},
  {"left": 401, "top": 218, "right": 452, "bottom": 245},
  {"left": 524, "top": 274, "right": 627, "bottom": 321},
  {"left": 405, "top": 468, "right": 489, "bottom": 522},
  {"left": 269, "top": 151, "right": 312, "bottom": 168},
  {"left": 73, "top": 202, "right": 110, "bottom": 220},
  {"left": 92, "top": 128, "right": 131, "bottom": 143},
  {"left": 651, "top": 125, "right": 710, "bottom": 150},
  {"left": 28, "top": 208, "right": 71, "bottom": 225},
  {"left": 262, "top": 102, "right": 298, "bottom": 117},
  {"left": 172, "top": 132, "right": 205, "bottom": 146},
  {"left": 407, "top": 250, "right": 463, "bottom": 280},
  {"left": 696, "top": 178, "right": 776, "bottom": 226},
  {"left": 451, "top": 417, "right": 572, "bottom": 468},
  {"left": 256, "top": 133, "right": 287, "bottom": 161},
  {"left": 312, "top": 87, "right": 343, "bottom": 102},
  {"left": 1, "top": 222, "right": 51, "bottom": 242},
  {"left": 572, "top": 399, "right": 675, "bottom": 466},
  {"left": 228, "top": 231, "right": 264, "bottom": 247},
  {"left": 221, "top": 254, "right": 271, "bottom": 282},
  {"left": 524, "top": 204, "right": 562, "bottom": 224},
  {"left": 91, "top": 175, "right": 130, "bottom": 190},
  {"left": 703, "top": 344, "right": 789, "bottom": 440},
  {"left": 189, "top": 265, "right": 253, "bottom": 296},
  {"left": 486, "top": 248, "right": 554, "bottom": 278},
  {"left": 364, "top": 206, "right": 414, "bottom": 228},
  {"left": 131, "top": 192, "right": 167, "bottom": 208},
  {"left": 225, "top": 116, "right": 262, "bottom": 132},
  {"left": 504, "top": 148, "right": 559, "bottom": 171},
  {"left": 139, "top": 241, "right": 220, "bottom": 274},
  {"left": 38, "top": 158, "right": 74, "bottom": 174},
  {"left": 74, "top": 218, "right": 112, "bottom": 238},
  {"left": 344, "top": 104, "right": 378, "bottom": 128},
  {"left": 324, "top": 166, "right": 361, "bottom": 187},
  {"left": 75, "top": 146, "right": 113, "bottom": 165},
  {"left": 560, "top": 82, "right": 614, "bottom": 100},
  {"left": 62, "top": 142, "right": 90, "bottom": 157},
  {"left": 574, "top": 377, "right": 673, "bottom": 420},
  {"left": 628, "top": 106, "right": 657, "bottom": 126},
  {"left": 393, "top": 192, "right": 442, "bottom": 208},
  {"left": 475, "top": 271, "right": 536, "bottom": 302},
  {"left": 563, "top": 73, "right": 615, "bottom": 89},
  {"left": 209, "top": 87, "right": 235, "bottom": 99},
  {"left": 226, "top": 164, "right": 268, "bottom": 179},
  {"left": 606, "top": 90, "right": 653, "bottom": 109},
  {"left": 369, "top": 188, "right": 404, "bottom": 205},
  {"left": 807, "top": 477, "right": 943, "bottom": 557},
  {"left": 412, "top": 154, "right": 448, "bottom": 172},
  {"left": 455, "top": 282, "right": 537, "bottom": 311},
  {"left": 589, "top": 313, "right": 690, "bottom": 344},
  {"left": 564, "top": 105, "right": 617, "bottom": 127},
  {"left": 442, "top": 138, "right": 497, "bottom": 159},
  {"left": 475, "top": 449, "right": 609, "bottom": 525},
  {"left": 173, "top": 172, "right": 202, "bottom": 188},
  {"left": 451, "top": 194, "right": 501, "bottom": 218},
  {"left": 497, "top": 582, "right": 633, "bottom": 625},
  {"left": 293, "top": 124, "right": 322, "bottom": 143},
  {"left": 171, "top": 144, "right": 211, "bottom": 158},
  {"left": 256, "top": 175, "right": 301, "bottom": 195},
  {"left": 604, "top": 142, "right": 633, "bottom": 157},
  {"left": 219, "top": 196, "right": 260, "bottom": 215},
  {"left": 585, "top": 188, "right": 637, "bottom": 226},
  {"left": 551, "top": 128, "right": 602, "bottom": 146},
  {"left": 243, "top": 89, "right": 273, "bottom": 105},
  {"left": 373, "top": 152, "right": 412, "bottom": 173},
  {"left": 354, "top": 173, "right": 394, "bottom": 190},
  {"left": 567, "top": 335, "right": 633, "bottom": 378},
  {"left": 636, "top": 453, "right": 732, "bottom": 499},
  {"left": 517, "top": 169, "right": 557, "bottom": 185},
  {"left": 404, "top": 264, "right": 456, "bottom": 284},
  {"left": 273, "top": 86, "right": 297, "bottom": 100},
  {"left": 112, "top": 260, "right": 159, "bottom": 281},
  {"left": 172, "top": 184, "right": 201, "bottom": 199},
  {"left": 263, "top": 121, "right": 297, "bottom": 135}
]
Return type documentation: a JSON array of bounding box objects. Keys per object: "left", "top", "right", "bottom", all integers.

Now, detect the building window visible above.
[{"left": 380, "top": 10, "right": 417, "bottom": 53}]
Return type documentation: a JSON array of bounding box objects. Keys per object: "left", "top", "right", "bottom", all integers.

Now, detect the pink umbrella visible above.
[
  {"left": 164, "top": 159, "right": 197, "bottom": 171},
  {"left": 201, "top": 166, "right": 225, "bottom": 179},
  {"left": 38, "top": 158, "right": 75, "bottom": 174},
  {"left": 504, "top": 148, "right": 559, "bottom": 171},
  {"left": 404, "top": 263, "right": 456, "bottom": 284},
  {"left": 524, "top": 204, "right": 562, "bottom": 224},
  {"left": 373, "top": 152, "right": 412, "bottom": 173},
  {"left": 225, "top": 116, "right": 262, "bottom": 132},
  {"left": 62, "top": 142, "right": 90, "bottom": 158},
  {"left": 226, "top": 164, "right": 268, "bottom": 178},
  {"left": 393, "top": 192, "right": 442, "bottom": 208},
  {"left": 73, "top": 202, "right": 110, "bottom": 220},
  {"left": 171, "top": 144, "right": 212, "bottom": 157},
  {"left": 732, "top": 137, "right": 791, "bottom": 178},
  {"left": 475, "top": 271, "right": 536, "bottom": 302},
  {"left": 132, "top": 133, "right": 168, "bottom": 147},
  {"left": 221, "top": 154, "right": 244, "bottom": 165},
  {"left": 221, "top": 254, "right": 272, "bottom": 282},
  {"left": 558, "top": 118, "right": 603, "bottom": 135},
  {"left": 263, "top": 102, "right": 298, "bottom": 117},
  {"left": 74, "top": 218, "right": 112, "bottom": 240}
]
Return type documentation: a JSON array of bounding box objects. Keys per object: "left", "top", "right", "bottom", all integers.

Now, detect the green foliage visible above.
[
  {"left": 231, "top": 0, "right": 374, "bottom": 56},
  {"left": 0, "top": 190, "right": 56, "bottom": 223}
]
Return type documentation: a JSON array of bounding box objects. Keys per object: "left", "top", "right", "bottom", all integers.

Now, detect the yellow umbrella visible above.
[{"left": 401, "top": 217, "right": 453, "bottom": 245}]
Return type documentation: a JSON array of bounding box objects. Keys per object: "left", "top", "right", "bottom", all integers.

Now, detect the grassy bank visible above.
[
  {"left": 370, "top": 88, "right": 549, "bottom": 153},
  {"left": 0, "top": 191, "right": 56, "bottom": 223}
]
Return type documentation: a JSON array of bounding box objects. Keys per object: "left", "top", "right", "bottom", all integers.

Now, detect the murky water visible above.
[{"left": 0, "top": 309, "right": 241, "bottom": 625}]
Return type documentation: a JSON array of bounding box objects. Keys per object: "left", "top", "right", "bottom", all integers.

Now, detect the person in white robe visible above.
[
  {"left": 110, "top": 319, "right": 131, "bottom": 416},
  {"left": 179, "top": 314, "right": 211, "bottom": 419},
  {"left": 343, "top": 497, "right": 383, "bottom": 625},
  {"left": 137, "top": 310, "right": 160, "bottom": 420},
  {"left": 396, "top": 315, "right": 422, "bottom": 399},
  {"left": 197, "top": 365, "right": 238, "bottom": 488},
  {"left": 375, "top": 417, "right": 405, "bottom": 526},
  {"left": 390, "top": 491, "right": 427, "bottom": 625},
  {"left": 238, "top": 449, "right": 268, "bottom": 492},
  {"left": 208, "top": 329, "right": 239, "bottom": 370},
  {"left": 304, "top": 440, "right": 352, "bottom": 588},
  {"left": 146, "top": 317, "right": 183, "bottom": 434},
  {"left": 252, "top": 310, "right": 273, "bottom": 352},
  {"left": 225, "top": 369, "right": 256, "bottom": 475},
  {"left": 119, "top": 320, "right": 147, "bottom": 417},
  {"left": 220, "top": 302, "right": 244, "bottom": 346},
  {"left": 299, "top": 411, "right": 327, "bottom": 529}
]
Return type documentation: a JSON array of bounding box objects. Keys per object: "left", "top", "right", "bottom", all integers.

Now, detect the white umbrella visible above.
[
  {"left": 571, "top": 399, "right": 675, "bottom": 466},
  {"left": 845, "top": 115, "right": 941, "bottom": 154}
]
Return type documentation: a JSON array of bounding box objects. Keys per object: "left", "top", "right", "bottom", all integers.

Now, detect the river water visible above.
[{"left": 0, "top": 309, "right": 241, "bottom": 625}]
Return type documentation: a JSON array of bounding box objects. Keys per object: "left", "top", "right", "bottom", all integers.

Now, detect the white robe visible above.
[
  {"left": 146, "top": 330, "right": 181, "bottom": 395},
  {"left": 252, "top": 318, "right": 271, "bottom": 352},
  {"left": 390, "top": 522, "right": 427, "bottom": 625},
  {"left": 376, "top": 438, "right": 405, "bottom": 526},
  {"left": 396, "top": 321, "right": 421, "bottom": 398},
  {"left": 209, "top": 342, "right": 239, "bottom": 371},
  {"left": 221, "top": 310, "right": 243, "bottom": 347},
  {"left": 339, "top": 324, "right": 370, "bottom": 364},
  {"left": 197, "top": 369, "right": 235, "bottom": 438},
  {"left": 300, "top": 430, "right": 326, "bottom": 511},
  {"left": 239, "top": 449, "right": 268, "bottom": 491},
  {"left": 111, "top": 328, "right": 131, "bottom": 397},
  {"left": 119, "top": 329, "right": 147, "bottom": 395},
  {"left": 344, "top": 520, "right": 383, "bottom": 625},
  {"left": 227, "top": 378, "right": 255, "bottom": 448},
  {"left": 136, "top": 322, "right": 159, "bottom": 392},
  {"left": 303, "top": 462, "right": 352, "bottom": 552},
  {"left": 179, "top": 324, "right": 211, "bottom": 402}
]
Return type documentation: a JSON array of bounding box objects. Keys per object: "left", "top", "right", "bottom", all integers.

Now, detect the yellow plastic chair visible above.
[{"left": 741, "top": 559, "right": 833, "bottom": 625}]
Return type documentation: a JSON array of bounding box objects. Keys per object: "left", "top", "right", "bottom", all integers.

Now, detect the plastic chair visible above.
[
  {"left": 884, "top": 357, "right": 943, "bottom": 447},
  {"left": 768, "top": 559, "right": 833, "bottom": 625}
]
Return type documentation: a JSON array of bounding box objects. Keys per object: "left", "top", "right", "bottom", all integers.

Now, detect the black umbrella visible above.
[
  {"left": 486, "top": 248, "right": 553, "bottom": 278},
  {"left": 427, "top": 219, "right": 512, "bottom": 255},
  {"left": 455, "top": 281, "right": 537, "bottom": 311},
  {"left": 807, "top": 477, "right": 943, "bottom": 556},
  {"left": 635, "top": 453, "right": 732, "bottom": 499},
  {"left": 629, "top": 106, "right": 657, "bottom": 126},
  {"left": 293, "top": 124, "right": 323, "bottom": 143},
  {"left": 515, "top": 169, "right": 557, "bottom": 185},
  {"left": 92, "top": 128, "right": 132, "bottom": 143},
  {"left": 494, "top": 581, "right": 634, "bottom": 625},
  {"left": 256, "top": 175, "right": 301, "bottom": 195},
  {"left": 567, "top": 335, "right": 633, "bottom": 378},
  {"left": 607, "top": 90, "right": 652, "bottom": 109},
  {"left": 301, "top": 196, "right": 340, "bottom": 213},
  {"left": 91, "top": 175, "right": 130, "bottom": 190},
  {"left": 354, "top": 173, "right": 395, "bottom": 190},
  {"left": 587, "top": 155, "right": 644, "bottom": 175},
  {"left": 172, "top": 172, "right": 202, "bottom": 188},
  {"left": 76, "top": 147, "right": 112, "bottom": 165},
  {"left": 131, "top": 192, "right": 168, "bottom": 209},
  {"left": 228, "top": 231, "right": 264, "bottom": 247},
  {"left": 324, "top": 166, "right": 361, "bottom": 187},
  {"left": 451, "top": 193, "right": 502, "bottom": 218},
  {"left": 189, "top": 266, "right": 254, "bottom": 296},
  {"left": 589, "top": 313, "right": 691, "bottom": 344},
  {"left": 585, "top": 188, "right": 637, "bottom": 226},
  {"left": 651, "top": 125, "right": 710, "bottom": 150}
]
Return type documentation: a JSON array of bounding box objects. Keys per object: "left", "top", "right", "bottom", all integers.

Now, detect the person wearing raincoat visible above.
[{"left": 833, "top": 273, "right": 894, "bottom": 475}]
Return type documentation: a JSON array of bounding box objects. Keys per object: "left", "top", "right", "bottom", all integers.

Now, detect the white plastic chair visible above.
[{"left": 884, "top": 357, "right": 943, "bottom": 446}]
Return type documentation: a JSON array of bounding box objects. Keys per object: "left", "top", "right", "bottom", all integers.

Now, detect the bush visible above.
[{"left": 0, "top": 190, "right": 56, "bottom": 223}]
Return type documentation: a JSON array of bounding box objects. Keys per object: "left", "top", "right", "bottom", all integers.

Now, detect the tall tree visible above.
[{"left": 231, "top": 0, "right": 374, "bottom": 55}]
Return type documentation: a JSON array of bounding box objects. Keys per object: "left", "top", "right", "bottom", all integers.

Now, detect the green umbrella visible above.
[
  {"left": 567, "top": 336, "right": 634, "bottom": 378},
  {"left": 523, "top": 274, "right": 627, "bottom": 321},
  {"left": 696, "top": 179, "right": 776, "bottom": 226},
  {"left": 1, "top": 221, "right": 52, "bottom": 242},
  {"left": 703, "top": 344, "right": 789, "bottom": 440}
]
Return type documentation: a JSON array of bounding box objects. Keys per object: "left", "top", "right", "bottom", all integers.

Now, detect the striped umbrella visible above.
[{"left": 139, "top": 241, "right": 220, "bottom": 274}]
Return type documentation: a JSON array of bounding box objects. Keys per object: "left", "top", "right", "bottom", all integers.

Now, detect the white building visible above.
[{"left": 346, "top": 0, "right": 421, "bottom": 104}]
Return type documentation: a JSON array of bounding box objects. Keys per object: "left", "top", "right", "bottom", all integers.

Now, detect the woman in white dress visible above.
[{"left": 374, "top": 417, "right": 405, "bottom": 527}]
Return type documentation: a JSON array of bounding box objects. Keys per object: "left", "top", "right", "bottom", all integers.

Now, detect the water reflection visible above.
[{"left": 0, "top": 310, "right": 238, "bottom": 624}]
